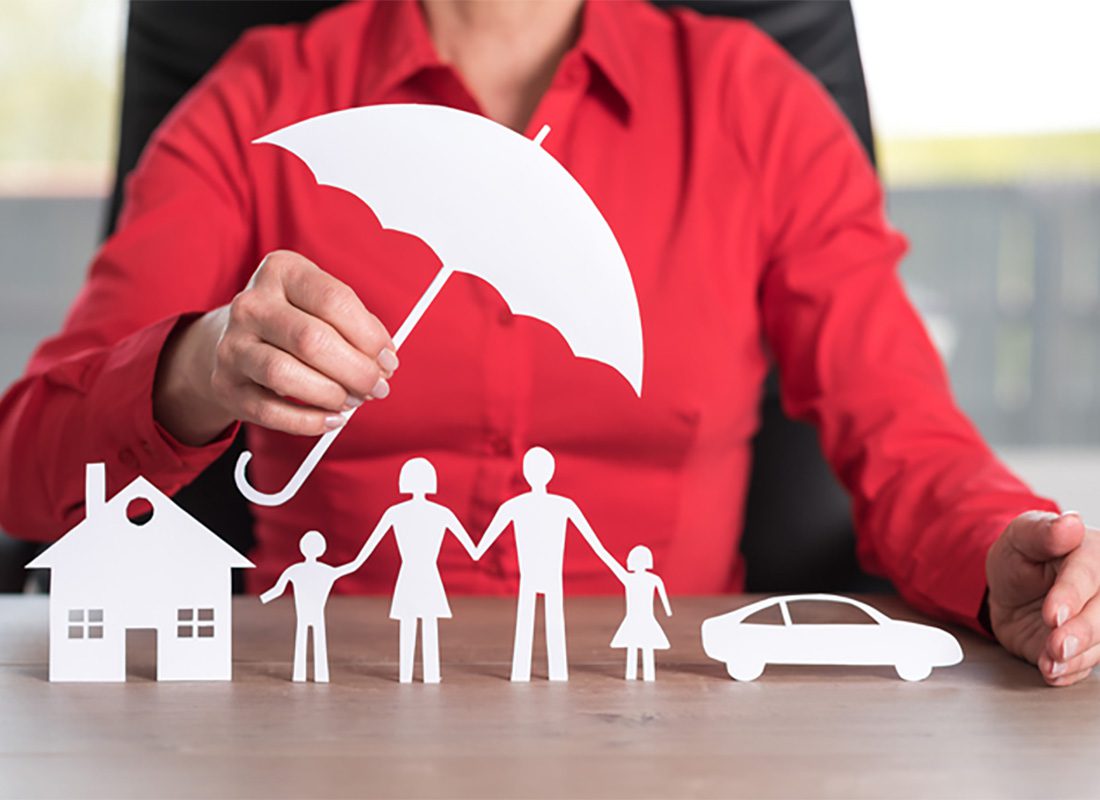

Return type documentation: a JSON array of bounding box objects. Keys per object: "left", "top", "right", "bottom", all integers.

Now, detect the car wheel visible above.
[
  {"left": 726, "top": 659, "right": 765, "bottom": 682},
  {"left": 895, "top": 661, "right": 932, "bottom": 681}
]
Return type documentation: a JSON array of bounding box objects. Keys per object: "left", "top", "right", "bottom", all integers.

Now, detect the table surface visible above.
[{"left": 1, "top": 594, "right": 1098, "bottom": 800}]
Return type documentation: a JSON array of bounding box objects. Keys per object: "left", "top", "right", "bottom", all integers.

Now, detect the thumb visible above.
[{"left": 1006, "top": 510, "right": 1085, "bottom": 563}]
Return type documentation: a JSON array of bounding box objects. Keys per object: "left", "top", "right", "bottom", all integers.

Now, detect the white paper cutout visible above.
[
  {"left": 26, "top": 463, "right": 254, "bottom": 682},
  {"left": 701, "top": 593, "right": 963, "bottom": 682},
  {"left": 234, "top": 103, "right": 645, "bottom": 506},
  {"left": 611, "top": 546, "right": 672, "bottom": 681},
  {"left": 351, "top": 457, "right": 478, "bottom": 683},
  {"left": 259, "top": 530, "right": 362, "bottom": 682},
  {"left": 476, "top": 446, "right": 624, "bottom": 682}
]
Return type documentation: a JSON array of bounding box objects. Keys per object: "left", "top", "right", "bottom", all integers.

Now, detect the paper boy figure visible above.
[{"left": 260, "top": 530, "right": 363, "bottom": 682}]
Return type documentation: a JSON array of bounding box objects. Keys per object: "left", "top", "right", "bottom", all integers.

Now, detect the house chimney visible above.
[{"left": 85, "top": 462, "right": 106, "bottom": 520}]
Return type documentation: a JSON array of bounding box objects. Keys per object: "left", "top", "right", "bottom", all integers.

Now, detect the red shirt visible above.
[{"left": 0, "top": 0, "right": 1055, "bottom": 629}]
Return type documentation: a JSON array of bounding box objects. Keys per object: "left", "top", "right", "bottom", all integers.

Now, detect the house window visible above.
[
  {"left": 67, "top": 609, "right": 104, "bottom": 639},
  {"left": 177, "top": 608, "right": 215, "bottom": 638}
]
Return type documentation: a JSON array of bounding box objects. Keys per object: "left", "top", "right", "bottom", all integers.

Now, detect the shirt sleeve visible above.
[
  {"left": 740, "top": 31, "right": 1058, "bottom": 631},
  {"left": 0, "top": 32, "right": 273, "bottom": 541}
]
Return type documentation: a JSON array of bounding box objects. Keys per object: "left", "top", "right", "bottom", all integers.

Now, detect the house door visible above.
[{"left": 125, "top": 628, "right": 157, "bottom": 681}]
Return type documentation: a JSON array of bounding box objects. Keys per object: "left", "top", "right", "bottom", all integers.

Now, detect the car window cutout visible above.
[
  {"left": 779, "top": 601, "right": 793, "bottom": 626},
  {"left": 787, "top": 599, "right": 878, "bottom": 625}
]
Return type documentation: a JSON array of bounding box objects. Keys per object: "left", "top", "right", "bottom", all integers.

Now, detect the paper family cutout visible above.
[
  {"left": 234, "top": 104, "right": 645, "bottom": 507},
  {"left": 701, "top": 594, "right": 964, "bottom": 682},
  {"left": 260, "top": 448, "right": 672, "bottom": 683},
  {"left": 26, "top": 464, "right": 966, "bottom": 684},
  {"left": 27, "top": 464, "right": 253, "bottom": 682}
]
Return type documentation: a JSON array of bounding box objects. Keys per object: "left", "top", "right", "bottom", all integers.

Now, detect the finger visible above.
[
  {"left": 1039, "top": 654, "right": 1096, "bottom": 687},
  {"left": 1006, "top": 510, "right": 1084, "bottom": 564},
  {"left": 1048, "top": 669, "right": 1093, "bottom": 687},
  {"left": 1039, "top": 641, "right": 1100, "bottom": 683},
  {"left": 236, "top": 339, "right": 351, "bottom": 412},
  {"left": 255, "top": 303, "right": 389, "bottom": 401},
  {"left": 234, "top": 380, "right": 347, "bottom": 437},
  {"left": 1037, "top": 514, "right": 1093, "bottom": 628},
  {"left": 1046, "top": 583, "right": 1100, "bottom": 661},
  {"left": 279, "top": 258, "right": 396, "bottom": 361}
]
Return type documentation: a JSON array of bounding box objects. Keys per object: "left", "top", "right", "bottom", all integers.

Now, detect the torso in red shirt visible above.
[{"left": 3, "top": 0, "right": 1052, "bottom": 625}]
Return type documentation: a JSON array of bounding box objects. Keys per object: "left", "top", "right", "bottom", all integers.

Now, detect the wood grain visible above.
[{"left": 1, "top": 595, "right": 1097, "bottom": 799}]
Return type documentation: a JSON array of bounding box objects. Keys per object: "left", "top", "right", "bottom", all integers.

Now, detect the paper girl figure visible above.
[
  {"left": 260, "top": 530, "right": 364, "bottom": 683},
  {"left": 355, "top": 457, "right": 479, "bottom": 683},
  {"left": 611, "top": 545, "right": 673, "bottom": 681}
]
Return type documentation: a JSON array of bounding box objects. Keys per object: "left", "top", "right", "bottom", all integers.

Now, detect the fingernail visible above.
[
  {"left": 1050, "top": 660, "right": 1067, "bottom": 677},
  {"left": 344, "top": 395, "right": 365, "bottom": 410},
  {"left": 370, "top": 377, "right": 390, "bottom": 400},
  {"left": 378, "top": 348, "right": 399, "bottom": 373},
  {"left": 324, "top": 415, "right": 346, "bottom": 430},
  {"left": 1057, "top": 605, "right": 1070, "bottom": 627},
  {"left": 1062, "top": 635, "right": 1079, "bottom": 661}
]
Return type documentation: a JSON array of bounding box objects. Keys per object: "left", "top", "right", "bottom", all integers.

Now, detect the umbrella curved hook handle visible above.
[{"left": 234, "top": 410, "right": 353, "bottom": 506}]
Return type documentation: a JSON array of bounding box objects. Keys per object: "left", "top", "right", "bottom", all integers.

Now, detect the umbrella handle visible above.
[{"left": 233, "top": 265, "right": 454, "bottom": 506}]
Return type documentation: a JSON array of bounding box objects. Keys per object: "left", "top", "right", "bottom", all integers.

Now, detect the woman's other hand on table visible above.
[{"left": 988, "top": 510, "right": 1100, "bottom": 686}]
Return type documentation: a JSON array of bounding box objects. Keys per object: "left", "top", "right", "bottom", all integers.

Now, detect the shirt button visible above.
[
  {"left": 118, "top": 448, "right": 138, "bottom": 468},
  {"left": 498, "top": 309, "right": 514, "bottom": 326},
  {"left": 490, "top": 434, "right": 512, "bottom": 456}
]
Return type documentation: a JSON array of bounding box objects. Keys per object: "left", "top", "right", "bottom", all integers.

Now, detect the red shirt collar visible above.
[
  {"left": 578, "top": 0, "right": 639, "bottom": 117},
  {"left": 358, "top": 0, "right": 637, "bottom": 119}
]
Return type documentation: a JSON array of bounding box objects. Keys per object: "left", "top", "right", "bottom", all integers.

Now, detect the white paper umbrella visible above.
[{"left": 235, "top": 104, "right": 644, "bottom": 506}]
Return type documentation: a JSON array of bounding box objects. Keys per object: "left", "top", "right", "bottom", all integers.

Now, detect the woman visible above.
[
  {"left": 355, "top": 457, "right": 479, "bottom": 683},
  {"left": 0, "top": 0, "right": 1097, "bottom": 686}
]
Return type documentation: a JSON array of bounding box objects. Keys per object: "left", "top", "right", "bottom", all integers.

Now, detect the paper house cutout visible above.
[{"left": 27, "top": 463, "right": 253, "bottom": 682}]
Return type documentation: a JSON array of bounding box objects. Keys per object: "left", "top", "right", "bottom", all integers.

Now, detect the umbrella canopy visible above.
[{"left": 236, "top": 103, "right": 644, "bottom": 506}]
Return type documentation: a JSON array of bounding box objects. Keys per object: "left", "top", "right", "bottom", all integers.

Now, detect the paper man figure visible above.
[
  {"left": 260, "top": 530, "right": 363, "bottom": 682},
  {"left": 356, "top": 457, "right": 479, "bottom": 683},
  {"left": 611, "top": 545, "right": 673, "bottom": 681},
  {"left": 476, "top": 446, "right": 624, "bottom": 682}
]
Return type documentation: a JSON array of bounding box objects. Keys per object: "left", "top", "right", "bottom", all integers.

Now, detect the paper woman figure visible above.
[
  {"left": 260, "top": 530, "right": 363, "bottom": 683},
  {"left": 355, "top": 457, "right": 478, "bottom": 683},
  {"left": 611, "top": 545, "right": 673, "bottom": 681}
]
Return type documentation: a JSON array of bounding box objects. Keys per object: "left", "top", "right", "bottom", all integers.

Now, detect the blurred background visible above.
[{"left": 1, "top": 0, "right": 1097, "bottom": 520}]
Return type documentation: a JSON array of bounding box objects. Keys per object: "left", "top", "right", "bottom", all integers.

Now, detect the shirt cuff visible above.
[
  {"left": 906, "top": 502, "right": 1059, "bottom": 637},
  {"left": 90, "top": 313, "right": 239, "bottom": 495}
]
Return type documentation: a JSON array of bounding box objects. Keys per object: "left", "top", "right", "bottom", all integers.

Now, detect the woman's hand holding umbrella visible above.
[{"left": 153, "top": 249, "right": 398, "bottom": 446}]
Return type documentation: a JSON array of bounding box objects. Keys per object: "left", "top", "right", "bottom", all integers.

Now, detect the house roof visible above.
[{"left": 27, "top": 475, "right": 254, "bottom": 571}]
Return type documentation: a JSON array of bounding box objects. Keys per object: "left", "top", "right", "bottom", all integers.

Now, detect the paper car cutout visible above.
[{"left": 701, "top": 593, "right": 963, "bottom": 681}]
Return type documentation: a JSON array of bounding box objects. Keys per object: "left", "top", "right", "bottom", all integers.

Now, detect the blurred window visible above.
[
  {"left": 0, "top": 0, "right": 124, "bottom": 390},
  {"left": 853, "top": 0, "right": 1100, "bottom": 446}
]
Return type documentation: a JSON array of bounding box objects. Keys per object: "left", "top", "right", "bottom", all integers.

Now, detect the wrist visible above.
[
  {"left": 977, "top": 586, "right": 994, "bottom": 637},
  {"left": 153, "top": 310, "right": 235, "bottom": 445}
]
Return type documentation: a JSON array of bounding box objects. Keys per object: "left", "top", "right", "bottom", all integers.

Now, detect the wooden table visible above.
[{"left": 2, "top": 595, "right": 1098, "bottom": 799}]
